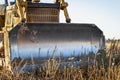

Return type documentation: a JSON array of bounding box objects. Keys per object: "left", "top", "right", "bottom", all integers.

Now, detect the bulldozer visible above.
[{"left": 0, "top": 0, "right": 105, "bottom": 71}]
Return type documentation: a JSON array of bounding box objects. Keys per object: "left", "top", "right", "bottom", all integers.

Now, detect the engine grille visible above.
[{"left": 26, "top": 7, "right": 59, "bottom": 23}]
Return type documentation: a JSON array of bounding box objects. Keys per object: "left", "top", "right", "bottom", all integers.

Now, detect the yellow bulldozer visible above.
[{"left": 0, "top": 0, "right": 105, "bottom": 71}]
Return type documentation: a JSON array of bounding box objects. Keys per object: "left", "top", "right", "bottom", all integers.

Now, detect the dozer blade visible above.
[{"left": 9, "top": 23, "right": 105, "bottom": 66}]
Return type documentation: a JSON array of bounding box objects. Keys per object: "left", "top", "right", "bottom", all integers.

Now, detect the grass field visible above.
[{"left": 0, "top": 40, "right": 120, "bottom": 80}]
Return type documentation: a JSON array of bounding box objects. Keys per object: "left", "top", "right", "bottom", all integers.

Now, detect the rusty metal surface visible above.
[{"left": 9, "top": 23, "right": 105, "bottom": 62}]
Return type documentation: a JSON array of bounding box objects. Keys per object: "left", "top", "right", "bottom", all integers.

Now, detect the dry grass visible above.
[{"left": 0, "top": 40, "right": 120, "bottom": 80}]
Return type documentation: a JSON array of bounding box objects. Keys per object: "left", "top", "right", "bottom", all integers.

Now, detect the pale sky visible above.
[{"left": 1, "top": 0, "right": 120, "bottom": 39}]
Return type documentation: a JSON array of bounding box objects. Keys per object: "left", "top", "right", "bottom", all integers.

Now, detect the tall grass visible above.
[{"left": 0, "top": 40, "right": 120, "bottom": 80}]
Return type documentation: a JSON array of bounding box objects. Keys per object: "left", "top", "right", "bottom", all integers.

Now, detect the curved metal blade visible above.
[{"left": 9, "top": 23, "right": 105, "bottom": 62}]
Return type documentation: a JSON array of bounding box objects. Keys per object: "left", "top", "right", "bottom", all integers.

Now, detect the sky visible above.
[{"left": 0, "top": 0, "right": 120, "bottom": 39}]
